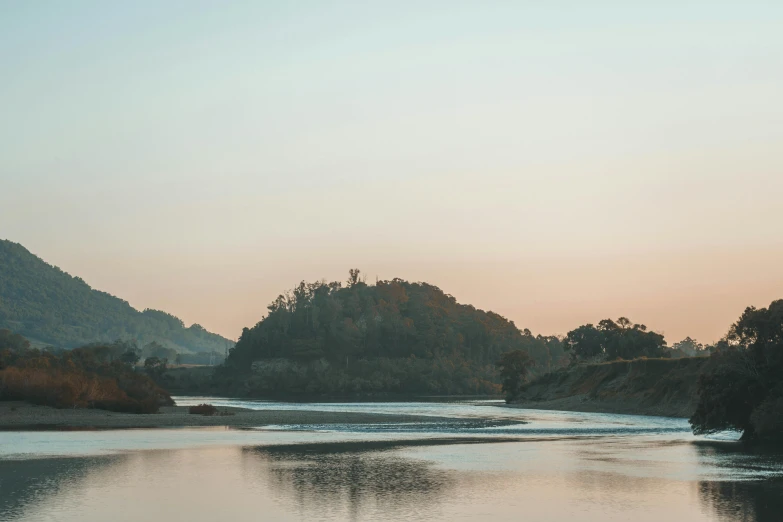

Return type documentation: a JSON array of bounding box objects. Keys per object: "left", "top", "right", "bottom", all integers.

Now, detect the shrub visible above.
[
  {"left": 189, "top": 403, "right": 218, "bottom": 416},
  {"left": 0, "top": 341, "right": 174, "bottom": 413}
]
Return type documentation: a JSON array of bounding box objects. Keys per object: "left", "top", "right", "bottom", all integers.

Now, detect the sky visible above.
[{"left": 1, "top": 1, "right": 782, "bottom": 343}]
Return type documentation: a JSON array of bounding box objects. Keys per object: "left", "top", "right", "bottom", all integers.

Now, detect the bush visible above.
[
  {"left": 0, "top": 339, "right": 174, "bottom": 413},
  {"left": 189, "top": 403, "right": 218, "bottom": 416}
]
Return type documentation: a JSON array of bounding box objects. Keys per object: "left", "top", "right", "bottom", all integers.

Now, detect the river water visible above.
[{"left": 1, "top": 399, "right": 782, "bottom": 521}]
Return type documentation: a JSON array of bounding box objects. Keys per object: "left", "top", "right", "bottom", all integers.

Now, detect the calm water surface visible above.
[{"left": 1, "top": 399, "right": 782, "bottom": 521}]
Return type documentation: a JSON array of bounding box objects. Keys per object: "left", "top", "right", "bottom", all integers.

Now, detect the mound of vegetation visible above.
[
  {"left": 220, "top": 270, "right": 566, "bottom": 396},
  {"left": 0, "top": 239, "right": 232, "bottom": 352},
  {"left": 690, "top": 299, "right": 783, "bottom": 442},
  {"left": 188, "top": 403, "right": 218, "bottom": 416},
  {"left": 0, "top": 330, "right": 173, "bottom": 413}
]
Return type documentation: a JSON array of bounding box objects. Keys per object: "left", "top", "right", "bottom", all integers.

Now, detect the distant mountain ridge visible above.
[{"left": 0, "top": 240, "right": 232, "bottom": 352}]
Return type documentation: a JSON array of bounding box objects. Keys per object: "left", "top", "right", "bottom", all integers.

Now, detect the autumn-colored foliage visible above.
[
  {"left": 0, "top": 330, "right": 173, "bottom": 413},
  {"left": 220, "top": 271, "right": 564, "bottom": 396}
]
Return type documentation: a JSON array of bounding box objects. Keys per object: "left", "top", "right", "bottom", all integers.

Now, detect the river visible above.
[{"left": 1, "top": 398, "right": 781, "bottom": 521}]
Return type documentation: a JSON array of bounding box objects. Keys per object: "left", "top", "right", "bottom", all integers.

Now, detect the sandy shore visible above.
[{"left": 0, "top": 402, "right": 454, "bottom": 430}]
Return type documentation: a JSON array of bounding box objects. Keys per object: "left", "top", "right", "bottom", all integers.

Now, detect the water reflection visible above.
[
  {"left": 2, "top": 424, "right": 783, "bottom": 521},
  {"left": 699, "top": 480, "right": 783, "bottom": 522},
  {"left": 0, "top": 455, "right": 121, "bottom": 520},
  {"left": 694, "top": 442, "right": 783, "bottom": 522},
  {"left": 246, "top": 441, "right": 455, "bottom": 521},
  {"left": 0, "top": 442, "right": 459, "bottom": 522}
]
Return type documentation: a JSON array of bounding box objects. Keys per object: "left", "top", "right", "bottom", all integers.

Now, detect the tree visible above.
[
  {"left": 347, "top": 268, "right": 363, "bottom": 287},
  {"left": 497, "top": 350, "right": 534, "bottom": 402},
  {"left": 563, "top": 324, "right": 603, "bottom": 360},
  {"left": 144, "top": 356, "right": 168, "bottom": 379},
  {"left": 671, "top": 337, "right": 704, "bottom": 357},
  {"left": 120, "top": 349, "right": 140, "bottom": 366},
  {"left": 0, "top": 329, "right": 30, "bottom": 352},
  {"left": 143, "top": 341, "right": 178, "bottom": 362},
  {"left": 564, "top": 318, "right": 667, "bottom": 361},
  {"left": 690, "top": 299, "right": 783, "bottom": 440}
]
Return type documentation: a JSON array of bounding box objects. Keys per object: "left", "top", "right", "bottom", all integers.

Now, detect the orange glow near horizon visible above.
[{"left": 1, "top": 3, "right": 782, "bottom": 344}]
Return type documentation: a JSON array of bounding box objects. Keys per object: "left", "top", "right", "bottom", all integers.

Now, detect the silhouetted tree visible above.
[
  {"left": 144, "top": 356, "right": 168, "bottom": 379},
  {"left": 690, "top": 299, "right": 783, "bottom": 440},
  {"left": 497, "top": 350, "right": 534, "bottom": 402},
  {"left": 564, "top": 324, "right": 604, "bottom": 360},
  {"left": 671, "top": 337, "right": 704, "bottom": 357},
  {"left": 120, "top": 349, "right": 140, "bottom": 366},
  {"left": 564, "top": 318, "right": 667, "bottom": 361},
  {"left": 347, "top": 268, "right": 363, "bottom": 287}
]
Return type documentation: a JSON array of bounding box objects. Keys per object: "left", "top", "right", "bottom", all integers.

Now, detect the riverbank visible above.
[
  {"left": 509, "top": 357, "right": 712, "bottom": 419},
  {"left": 505, "top": 396, "right": 691, "bottom": 418},
  {"left": 0, "top": 402, "right": 454, "bottom": 430}
]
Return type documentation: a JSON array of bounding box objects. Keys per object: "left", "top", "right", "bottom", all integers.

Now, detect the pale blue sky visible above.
[{"left": 1, "top": 1, "right": 782, "bottom": 341}]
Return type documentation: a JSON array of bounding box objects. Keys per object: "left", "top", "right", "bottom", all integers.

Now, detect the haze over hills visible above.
[{"left": 0, "top": 240, "right": 232, "bottom": 353}]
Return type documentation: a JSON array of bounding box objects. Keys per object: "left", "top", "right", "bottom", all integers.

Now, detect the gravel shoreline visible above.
[{"left": 0, "top": 402, "right": 454, "bottom": 430}]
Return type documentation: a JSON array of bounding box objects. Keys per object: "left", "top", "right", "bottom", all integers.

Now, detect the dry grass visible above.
[{"left": 0, "top": 366, "right": 162, "bottom": 413}]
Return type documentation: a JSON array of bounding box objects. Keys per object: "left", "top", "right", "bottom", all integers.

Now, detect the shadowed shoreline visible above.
[{"left": 0, "top": 401, "right": 506, "bottom": 430}]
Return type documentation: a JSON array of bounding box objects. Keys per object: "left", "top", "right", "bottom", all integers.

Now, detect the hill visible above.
[
  {"left": 219, "top": 270, "right": 566, "bottom": 396},
  {"left": 0, "top": 240, "right": 232, "bottom": 353}
]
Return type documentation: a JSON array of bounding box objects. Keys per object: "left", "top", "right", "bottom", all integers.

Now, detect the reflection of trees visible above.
[
  {"left": 245, "top": 441, "right": 453, "bottom": 520},
  {"left": 698, "top": 480, "right": 783, "bottom": 522},
  {"left": 0, "top": 455, "right": 122, "bottom": 521},
  {"left": 695, "top": 442, "right": 783, "bottom": 522}
]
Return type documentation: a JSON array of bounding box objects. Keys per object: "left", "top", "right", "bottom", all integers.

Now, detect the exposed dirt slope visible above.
[{"left": 511, "top": 357, "right": 712, "bottom": 418}]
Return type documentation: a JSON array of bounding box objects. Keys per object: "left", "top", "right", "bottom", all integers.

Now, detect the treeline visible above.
[
  {"left": 508, "top": 298, "right": 783, "bottom": 442},
  {"left": 0, "top": 329, "right": 173, "bottom": 413},
  {"left": 563, "top": 318, "right": 668, "bottom": 360},
  {"left": 219, "top": 271, "right": 705, "bottom": 397},
  {"left": 561, "top": 317, "right": 718, "bottom": 362},
  {"left": 558, "top": 300, "right": 783, "bottom": 441},
  {"left": 560, "top": 301, "right": 783, "bottom": 442},
  {"left": 0, "top": 240, "right": 233, "bottom": 353},
  {"left": 221, "top": 270, "right": 566, "bottom": 396},
  {"left": 497, "top": 318, "right": 677, "bottom": 403}
]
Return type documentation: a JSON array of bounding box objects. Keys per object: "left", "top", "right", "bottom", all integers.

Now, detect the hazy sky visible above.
[{"left": 1, "top": 1, "right": 782, "bottom": 343}]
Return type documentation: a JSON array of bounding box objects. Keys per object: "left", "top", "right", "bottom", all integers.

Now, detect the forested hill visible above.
[
  {"left": 221, "top": 271, "right": 565, "bottom": 396},
  {"left": 0, "top": 240, "right": 232, "bottom": 352}
]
